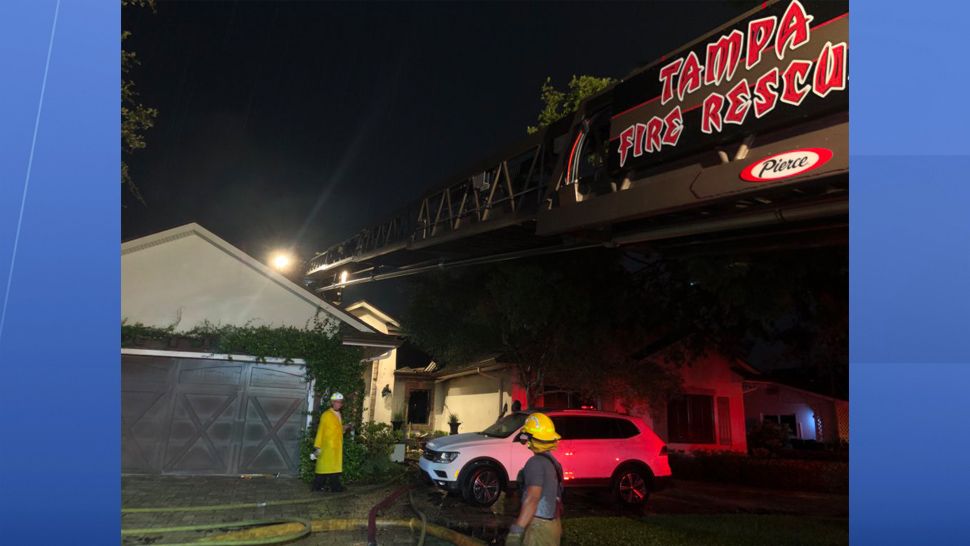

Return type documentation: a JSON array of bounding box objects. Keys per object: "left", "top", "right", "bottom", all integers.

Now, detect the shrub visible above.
[
  {"left": 358, "top": 422, "right": 398, "bottom": 457},
  {"left": 298, "top": 426, "right": 316, "bottom": 483},
  {"left": 299, "top": 421, "right": 405, "bottom": 484},
  {"left": 341, "top": 440, "right": 371, "bottom": 483},
  {"left": 747, "top": 420, "right": 791, "bottom": 452},
  {"left": 669, "top": 451, "right": 848, "bottom": 494},
  {"left": 345, "top": 422, "right": 405, "bottom": 484}
]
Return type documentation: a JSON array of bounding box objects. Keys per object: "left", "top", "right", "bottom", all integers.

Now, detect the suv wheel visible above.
[
  {"left": 612, "top": 465, "right": 651, "bottom": 506},
  {"left": 461, "top": 465, "right": 503, "bottom": 507}
]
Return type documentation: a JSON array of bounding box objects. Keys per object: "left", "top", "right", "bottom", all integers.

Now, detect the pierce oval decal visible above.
[{"left": 740, "top": 148, "right": 833, "bottom": 183}]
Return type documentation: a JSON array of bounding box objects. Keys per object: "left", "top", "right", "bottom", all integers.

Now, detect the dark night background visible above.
[{"left": 122, "top": 1, "right": 759, "bottom": 313}]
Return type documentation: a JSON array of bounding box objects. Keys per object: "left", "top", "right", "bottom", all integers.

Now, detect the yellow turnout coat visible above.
[{"left": 313, "top": 408, "right": 343, "bottom": 474}]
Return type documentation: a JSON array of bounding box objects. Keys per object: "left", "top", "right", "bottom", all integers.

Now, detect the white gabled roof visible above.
[
  {"left": 122, "top": 222, "right": 375, "bottom": 333},
  {"left": 743, "top": 379, "right": 847, "bottom": 403},
  {"left": 345, "top": 300, "right": 401, "bottom": 328}
]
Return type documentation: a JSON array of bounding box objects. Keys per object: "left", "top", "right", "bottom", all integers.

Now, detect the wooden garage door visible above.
[{"left": 122, "top": 354, "right": 309, "bottom": 476}]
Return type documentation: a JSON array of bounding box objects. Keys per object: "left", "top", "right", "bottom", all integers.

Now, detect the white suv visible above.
[{"left": 419, "top": 409, "right": 672, "bottom": 507}]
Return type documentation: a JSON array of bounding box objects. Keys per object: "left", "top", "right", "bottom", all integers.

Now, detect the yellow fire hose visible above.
[
  {"left": 121, "top": 518, "right": 312, "bottom": 545},
  {"left": 201, "top": 518, "right": 484, "bottom": 546},
  {"left": 408, "top": 488, "right": 429, "bottom": 546},
  {"left": 123, "top": 516, "right": 484, "bottom": 546}
]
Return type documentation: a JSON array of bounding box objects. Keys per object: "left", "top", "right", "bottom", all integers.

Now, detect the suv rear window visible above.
[{"left": 611, "top": 418, "right": 641, "bottom": 438}]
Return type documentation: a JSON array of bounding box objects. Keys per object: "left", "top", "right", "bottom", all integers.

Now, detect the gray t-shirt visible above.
[{"left": 517, "top": 453, "right": 563, "bottom": 519}]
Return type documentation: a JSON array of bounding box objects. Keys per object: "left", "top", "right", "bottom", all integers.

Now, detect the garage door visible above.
[{"left": 122, "top": 353, "right": 310, "bottom": 476}]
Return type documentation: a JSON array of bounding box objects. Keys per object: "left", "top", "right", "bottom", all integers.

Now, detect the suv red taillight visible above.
[{"left": 659, "top": 445, "right": 668, "bottom": 456}]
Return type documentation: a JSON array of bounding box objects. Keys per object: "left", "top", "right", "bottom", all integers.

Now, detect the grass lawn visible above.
[{"left": 563, "top": 515, "right": 848, "bottom": 546}]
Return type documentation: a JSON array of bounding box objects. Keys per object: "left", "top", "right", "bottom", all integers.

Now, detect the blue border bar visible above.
[
  {"left": 852, "top": 1, "right": 970, "bottom": 544},
  {"left": 0, "top": 1, "right": 119, "bottom": 543},
  {"left": 0, "top": 0, "right": 967, "bottom": 543}
]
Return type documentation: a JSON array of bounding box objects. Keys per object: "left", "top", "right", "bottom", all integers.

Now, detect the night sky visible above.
[{"left": 122, "top": 1, "right": 758, "bottom": 312}]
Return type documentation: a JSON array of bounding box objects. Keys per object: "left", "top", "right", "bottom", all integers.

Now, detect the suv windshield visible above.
[{"left": 481, "top": 412, "right": 530, "bottom": 438}]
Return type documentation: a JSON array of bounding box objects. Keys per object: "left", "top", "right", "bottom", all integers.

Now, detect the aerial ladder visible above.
[{"left": 307, "top": 0, "right": 848, "bottom": 292}]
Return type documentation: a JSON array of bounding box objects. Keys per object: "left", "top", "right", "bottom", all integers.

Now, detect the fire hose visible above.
[
  {"left": 121, "top": 475, "right": 484, "bottom": 546},
  {"left": 367, "top": 484, "right": 414, "bottom": 546}
]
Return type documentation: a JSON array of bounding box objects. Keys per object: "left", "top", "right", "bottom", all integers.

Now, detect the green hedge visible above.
[{"left": 669, "top": 452, "right": 848, "bottom": 494}]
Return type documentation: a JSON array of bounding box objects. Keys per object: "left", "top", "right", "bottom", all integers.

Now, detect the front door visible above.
[{"left": 406, "top": 389, "right": 430, "bottom": 425}]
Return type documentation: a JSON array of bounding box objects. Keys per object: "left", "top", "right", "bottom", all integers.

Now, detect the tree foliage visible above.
[
  {"left": 122, "top": 0, "right": 158, "bottom": 204},
  {"left": 404, "top": 250, "right": 682, "bottom": 410},
  {"left": 404, "top": 246, "right": 848, "bottom": 409},
  {"left": 527, "top": 75, "right": 615, "bottom": 134},
  {"left": 632, "top": 248, "right": 849, "bottom": 398}
]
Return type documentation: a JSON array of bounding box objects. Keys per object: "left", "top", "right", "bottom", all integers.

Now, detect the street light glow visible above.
[{"left": 270, "top": 252, "right": 294, "bottom": 272}]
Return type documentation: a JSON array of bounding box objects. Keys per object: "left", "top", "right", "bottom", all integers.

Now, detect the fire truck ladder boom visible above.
[{"left": 306, "top": 0, "right": 850, "bottom": 292}]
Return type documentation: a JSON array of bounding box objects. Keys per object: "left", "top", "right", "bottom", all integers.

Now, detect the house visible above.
[
  {"left": 393, "top": 356, "right": 526, "bottom": 434},
  {"left": 743, "top": 379, "right": 849, "bottom": 445},
  {"left": 343, "top": 300, "right": 522, "bottom": 435},
  {"left": 121, "top": 223, "right": 399, "bottom": 476},
  {"left": 604, "top": 351, "right": 755, "bottom": 454},
  {"left": 345, "top": 300, "right": 403, "bottom": 426},
  {"left": 384, "top": 351, "right": 751, "bottom": 453},
  {"left": 355, "top": 301, "right": 753, "bottom": 453}
]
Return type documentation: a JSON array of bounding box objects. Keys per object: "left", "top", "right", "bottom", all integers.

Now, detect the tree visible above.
[
  {"left": 527, "top": 75, "right": 615, "bottom": 134},
  {"left": 403, "top": 250, "right": 682, "bottom": 409},
  {"left": 122, "top": 0, "right": 158, "bottom": 204},
  {"left": 631, "top": 248, "right": 849, "bottom": 398}
]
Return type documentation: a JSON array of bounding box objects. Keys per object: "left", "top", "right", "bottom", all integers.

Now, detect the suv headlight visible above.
[{"left": 433, "top": 451, "right": 459, "bottom": 463}]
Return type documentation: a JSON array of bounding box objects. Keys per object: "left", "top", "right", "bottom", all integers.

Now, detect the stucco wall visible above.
[
  {"left": 361, "top": 349, "right": 397, "bottom": 424},
  {"left": 349, "top": 305, "right": 398, "bottom": 425},
  {"left": 434, "top": 372, "right": 511, "bottom": 433},
  {"left": 744, "top": 383, "right": 842, "bottom": 443},
  {"left": 608, "top": 352, "right": 748, "bottom": 453},
  {"left": 123, "top": 233, "right": 332, "bottom": 330},
  {"left": 380, "top": 350, "right": 748, "bottom": 454}
]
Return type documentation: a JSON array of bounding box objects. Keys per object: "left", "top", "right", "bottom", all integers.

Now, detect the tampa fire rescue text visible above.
[{"left": 617, "top": 0, "right": 847, "bottom": 168}]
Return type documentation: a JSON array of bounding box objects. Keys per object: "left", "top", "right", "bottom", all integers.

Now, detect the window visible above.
[
  {"left": 612, "top": 418, "right": 641, "bottom": 439},
  {"left": 763, "top": 414, "right": 797, "bottom": 437},
  {"left": 573, "top": 417, "right": 613, "bottom": 439},
  {"left": 406, "top": 390, "right": 430, "bottom": 424},
  {"left": 482, "top": 412, "right": 529, "bottom": 438},
  {"left": 667, "top": 395, "right": 715, "bottom": 444},
  {"left": 543, "top": 391, "right": 571, "bottom": 410},
  {"left": 542, "top": 387, "right": 598, "bottom": 410},
  {"left": 550, "top": 416, "right": 578, "bottom": 440},
  {"left": 548, "top": 416, "right": 640, "bottom": 440}
]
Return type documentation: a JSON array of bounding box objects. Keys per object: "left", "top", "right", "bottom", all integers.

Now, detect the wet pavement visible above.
[
  {"left": 122, "top": 474, "right": 847, "bottom": 545},
  {"left": 121, "top": 475, "right": 417, "bottom": 545},
  {"left": 409, "top": 479, "right": 848, "bottom": 543}
]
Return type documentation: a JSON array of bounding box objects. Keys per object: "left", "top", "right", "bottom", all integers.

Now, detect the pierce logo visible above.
[{"left": 740, "top": 147, "right": 832, "bottom": 182}]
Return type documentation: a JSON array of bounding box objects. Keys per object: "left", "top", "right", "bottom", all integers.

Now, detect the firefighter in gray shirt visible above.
[{"left": 507, "top": 412, "right": 564, "bottom": 546}]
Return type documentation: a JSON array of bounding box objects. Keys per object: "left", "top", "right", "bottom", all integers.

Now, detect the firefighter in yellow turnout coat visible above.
[{"left": 312, "top": 392, "right": 351, "bottom": 492}]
